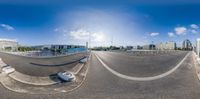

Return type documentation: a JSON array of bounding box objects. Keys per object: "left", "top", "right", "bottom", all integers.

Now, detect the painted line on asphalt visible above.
[
  {"left": 65, "top": 53, "right": 91, "bottom": 95},
  {"left": 95, "top": 52, "right": 190, "bottom": 81},
  {"left": 0, "top": 53, "right": 92, "bottom": 94},
  {"left": 8, "top": 71, "right": 58, "bottom": 86}
]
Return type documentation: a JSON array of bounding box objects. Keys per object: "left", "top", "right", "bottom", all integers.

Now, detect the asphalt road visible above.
[
  {"left": 94, "top": 51, "right": 188, "bottom": 77},
  {"left": 0, "top": 51, "right": 200, "bottom": 99},
  {"left": 0, "top": 52, "right": 86, "bottom": 76}
]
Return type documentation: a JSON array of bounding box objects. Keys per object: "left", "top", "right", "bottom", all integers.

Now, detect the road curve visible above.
[
  {"left": 0, "top": 51, "right": 200, "bottom": 99},
  {"left": 94, "top": 51, "right": 188, "bottom": 77},
  {"left": 94, "top": 52, "right": 190, "bottom": 81}
]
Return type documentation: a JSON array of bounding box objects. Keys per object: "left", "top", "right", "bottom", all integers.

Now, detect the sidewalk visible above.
[{"left": 192, "top": 52, "right": 200, "bottom": 81}]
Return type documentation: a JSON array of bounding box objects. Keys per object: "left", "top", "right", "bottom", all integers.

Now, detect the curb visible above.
[
  {"left": 8, "top": 71, "right": 58, "bottom": 86},
  {"left": 74, "top": 64, "right": 84, "bottom": 74},
  {"left": 0, "top": 74, "right": 29, "bottom": 93},
  {"left": 71, "top": 63, "right": 84, "bottom": 74},
  {"left": 0, "top": 53, "right": 91, "bottom": 94},
  {"left": 192, "top": 51, "right": 200, "bottom": 81},
  {"left": 7, "top": 57, "right": 88, "bottom": 86},
  {"left": 64, "top": 52, "right": 91, "bottom": 95}
]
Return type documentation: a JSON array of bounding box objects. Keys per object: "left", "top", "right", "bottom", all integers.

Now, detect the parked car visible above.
[
  {"left": 57, "top": 72, "right": 76, "bottom": 82},
  {"left": 2, "top": 66, "right": 15, "bottom": 74}
]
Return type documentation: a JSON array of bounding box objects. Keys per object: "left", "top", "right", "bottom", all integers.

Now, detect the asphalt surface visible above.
[
  {"left": 0, "top": 51, "right": 200, "bottom": 99},
  {"left": 0, "top": 52, "right": 86, "bottom": 76},
  {"left": 95, "top": 51, "right": 188, "bottom": 77}
]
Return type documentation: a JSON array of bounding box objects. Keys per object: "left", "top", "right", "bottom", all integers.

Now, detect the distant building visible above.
[
  {"left": 196, "top": 38, "right": 200, "bottom": 57},
  {"left": 142, "top": 44, "right": 156, "bottom": 50},
  {"left": 137, "top": 45, "right": 143, "bottom": 50},
  {"left": 31, "top": 44, "right": 86, "bottom": 53},
  {"left": 156, "top": 41, "right": 176, "bottom": 50},
  {"left": 32, "top": 45, "right": 85, "bottom": 50},
  {"left": 119, "top": 46, "right": 124, "bottom": 50},
  {"left": 126, "top": 46, "right": 133, "bottom": 50},
  {"left": 110, "top": 46, "right": 120, "bottom": 50},
  {"left": 0, "top": 39, "right": 18, "bottom": 51},
  {"left": 131, "top": 46, "right": 138, "bottom": 50},
  {"left": 86, "top": 42, "right": 88, "bottom": 50},
  {"left": 182, "top": 39, "right": 192, "bottom": 50}
]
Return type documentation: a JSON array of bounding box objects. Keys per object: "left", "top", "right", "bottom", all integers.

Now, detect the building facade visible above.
[
  {"left": 126, "top": 46, "right": 133, "bottom": 50},
  {"left": 182, "top": 39, "right": 192, "bottom": 50},
  {"left": 156, "top": 41, "right": 176, "bottom": 50},
  {"left": 142, "top": 44, "right": 156, "bottom": 50},
  {"left": 0, "top": 39, "right": 18, "bottom": 51},
  {"left": 32, "top": 44, "right": 86, "bottom": 53}
]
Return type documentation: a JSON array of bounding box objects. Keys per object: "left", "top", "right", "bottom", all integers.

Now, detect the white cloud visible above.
[
  {"left": 69, "top": 28, "right": 106, "bottom": 43},
  {"left": 54, "top": 28, "right": 67, "bottom": 33},
  {"left": 174, "top": 27, "right": 187, "bottom": 35},
  {"left": 70, "top": 29, "right": 90, "bottom": 40},
  {"left": 0, "top": 24, "right": 14, "bottom": 30},
  {"left": 189, "top": 24, "right": 199, "bottom": 34},
  {"left": 191, "top": 29, "right": 198, "bottom": 34},
  {"left": 0, "top": 38, "right": 17, "bottom": 42},
  {"left": 168, "top": 32, "right": 175, "bottom": 37},
  {"left": 190, "top": 24, "right": 199, "bottom": 29},
  {"left": 91, "top": 32, "right": 105, "bottom": 42},
  {"left": 150, "top": 32, "right": 159, "bottom": 37},
  {"left": 54, "top": 28, "right": 59, "bottom": 32},
  {"left": 57, "top": 9, "right": 142, "bottom": 47}
]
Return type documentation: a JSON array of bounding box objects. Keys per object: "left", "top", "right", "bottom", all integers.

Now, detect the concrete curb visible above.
[
  {"left": 74, "top": 64, "right": 84, "bottom": 74},
  {"left": 71, "top": 63, "right": 84, "bottom": 75},
  {"left": 64, "top": 53, "right": 91, "bottom": 95},
  {"left": 0, "top": 53, "right": 91, "bottom": 94},
  {"left": 0, "top": 73, "right": 29, "bottom": 93},
  {"left": 0, "top": 58, "right": 57, "bottom": 86},
  {"left": 6, "top": 57, "right": 87, "bottom": 86},
  {"left": 192, "top": 51, "right": 200, "bottom": 81},
  {"left": 8, "top": 71, "right": 58, "bottom": 86}
]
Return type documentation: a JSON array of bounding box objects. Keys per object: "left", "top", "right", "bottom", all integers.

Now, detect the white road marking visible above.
[{"left": 95, "top": 52, "right": 190, "bottom": 81}]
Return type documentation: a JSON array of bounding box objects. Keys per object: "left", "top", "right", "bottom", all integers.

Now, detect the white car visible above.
[
  {"left": 57, "top": 72, "right": 76, "bottom": 82},
  {"left": 2, "top": 66, "right": 15, "bottom": 74}
]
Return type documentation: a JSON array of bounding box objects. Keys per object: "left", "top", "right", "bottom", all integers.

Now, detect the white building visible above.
[
  {"left": 0, "top": 39, "right": 18, "bottom": 51},
  {"left": 32, "top": 44, "right": 85, "bottom": 51},
  {"left": 142, "top": 44, "right": 156, "bottom": 50},
  {"left": 196, "top": 38, "right": 200, "bottom": 57},
  {"left": 156, "top": 41, "right": 176, "bottom": 50}
]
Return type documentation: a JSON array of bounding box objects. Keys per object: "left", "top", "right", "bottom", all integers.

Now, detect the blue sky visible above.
[{"left": 0, "top": 0, "right": 200, "bottom": 47}]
